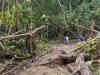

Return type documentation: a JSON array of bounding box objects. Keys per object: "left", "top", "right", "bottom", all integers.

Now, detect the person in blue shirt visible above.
[
  {"left": 64, "top": 35, "right": 69, "bottom": 45},
  {"left": 76, "top": 34, "right": 85, "bottom": 41}
]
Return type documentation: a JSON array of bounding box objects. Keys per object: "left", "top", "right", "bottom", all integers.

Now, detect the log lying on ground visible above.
[
  {"left": 67, "top": 59, "right": 100, "bottom": 73},
  {"left": 39, "top": 49, "right": 93, "bottom": 66},
  {"left": 0, "top": 25, "right": 45, "bottom": 40},
  {"left": 67, "top": 63, "right": 75, "bottom": 72},
  {"left": 92, "top": 59, "right": 100, "bottom": 64},
  {"left": 58, "top": 54, "right": 77, "bottom": 65},
  {"left": 39, "top": 51, "right": 91, "bottom": 66}
]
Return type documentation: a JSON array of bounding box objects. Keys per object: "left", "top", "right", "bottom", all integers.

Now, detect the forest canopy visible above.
[{"left": 0, "top": 0, "right": 100, "bottom": 39}]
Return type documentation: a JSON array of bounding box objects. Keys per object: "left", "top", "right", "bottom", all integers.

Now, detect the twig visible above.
[
  {"left": 0, "top": 56, "right": 16, "bottom": 74},
  {"left": 2, "top": 59, "right": 32, "bottom": 75}
]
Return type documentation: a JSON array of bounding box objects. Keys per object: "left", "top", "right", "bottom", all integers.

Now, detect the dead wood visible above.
[
  {"left": 39, "top": 53, "right": 77, "bottom": 66},
  {"left": 0, "top": 56, "right": 16, "bottom": 74},
  {"left": 92, "top": 60, "right": 100, "bottom": 64},
  {"left": 0, "top": 25, "right": 45, "bottom": 40},
  {"left": 67, "top": 63, "right": 75, "bottom": 72},
  {"left": 38, "top": 52, "right": 91, "bottom": 66},
  {"left": 1, "top": 59, "right": 33, "bottom": 75},
  {"left": 58, "top": 54, "right": 77, "bottom": 65},
  {"left": 12, "top": 29, "right": 26, "bottom": 35},
  {"left": 72, "top": 53, "right": 94, "bottom": 75},
  {"left": 39, "top": 56, "right": 59, "bottom": 66}
]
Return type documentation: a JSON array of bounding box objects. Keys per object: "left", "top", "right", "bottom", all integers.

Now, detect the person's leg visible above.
[
  {"left": 64, "top": 36, "right": 66, "bottom": 44},
  {"left": 66, "top": 37, "right": 69, "bottom": 44},
  {"left": 64, "top": 39, "right": 66, "bottom": 44}
]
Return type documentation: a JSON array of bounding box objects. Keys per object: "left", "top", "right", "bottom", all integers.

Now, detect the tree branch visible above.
[{"left": 0, "top": 25, "right": 45, "bottom": 40}]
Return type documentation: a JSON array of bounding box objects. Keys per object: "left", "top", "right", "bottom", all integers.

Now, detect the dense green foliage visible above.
[
  {"left": 0, "top": 0, "right": 100, "bottom": 38},
  {"left": 0, "top": 0, "right": 100, "bottom": 57}
]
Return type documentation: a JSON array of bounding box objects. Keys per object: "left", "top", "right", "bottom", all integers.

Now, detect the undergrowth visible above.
[{"left": 37, "top": 37, "right": 51, "bottom": 54}]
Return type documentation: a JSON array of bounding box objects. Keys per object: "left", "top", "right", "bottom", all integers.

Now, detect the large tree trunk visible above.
[{"left": 73, "top": 53, "right": 94, "bottom": 75}]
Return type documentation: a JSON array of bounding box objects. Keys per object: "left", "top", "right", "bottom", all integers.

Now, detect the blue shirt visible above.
[
  {"left": 76, "top": 34, "right": 85, "bottom": 41},
  {"left": 64, "top": 36, "right": 69, "bottom": 40}
]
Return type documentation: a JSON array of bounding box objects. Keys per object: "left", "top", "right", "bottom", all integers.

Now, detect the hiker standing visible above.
[
  {"left": 76, "top": 34, "right": 85, "bottom": 42},
  {"left": 64, "top": 35, "right": 69, "bottom": 45}
]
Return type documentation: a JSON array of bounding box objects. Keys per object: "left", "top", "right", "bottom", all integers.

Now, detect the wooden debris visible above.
[
  {"left": 72, "top": 53, "right": 94, "bottom": 75},
  {"left": 1, "top": 59, "right": 33, "bottom": 75},
  {"left": 38, "top": 53, "right": 76, "bottom": 65},
  {"left": 67, "top": 63, "right": 75, "bottom": 72},
  {"left": 0, "top": 25, "right": 45, "bottom": 40},
  {"left": 58, "top": 54, "right": 76, "bottom": 65},
  {"left": 0, "top": 56, "right": 16, "bottom": 74},
  {"left": 92, "top": 60, "right": 100, "bottom": 64}
]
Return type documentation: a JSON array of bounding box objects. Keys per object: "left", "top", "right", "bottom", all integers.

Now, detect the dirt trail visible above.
[
  {"left": 38, "top": 43, "right": 77, "bottom": 64},
  {"left": 18, "top": 41, "right": 77, "bottom": 75}
]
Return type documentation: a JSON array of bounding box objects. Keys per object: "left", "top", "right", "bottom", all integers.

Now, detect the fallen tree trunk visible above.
[
  {"left": 73, "top": 53, "right": 94, "bottom": 75},
  {"left": 39, "top": 53, "right": 77, "bottom": 66},
  {"left": 38, "top": 50, "right": 92, "bottom": 66},
  {"left": 0, "top": 25, "right": 45, "bottom": 40},
  {"left": 92, "top": 59, "right": 100, "bottom": 64}
]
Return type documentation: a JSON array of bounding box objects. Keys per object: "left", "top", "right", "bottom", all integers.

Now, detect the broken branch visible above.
[{"left": 0, "top": 25, "right": 45, "bottom": 40}]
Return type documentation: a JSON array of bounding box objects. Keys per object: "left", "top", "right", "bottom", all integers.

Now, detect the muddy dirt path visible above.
[{"left": 18, "top": 41, "right": 77, "bottom": 75}]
